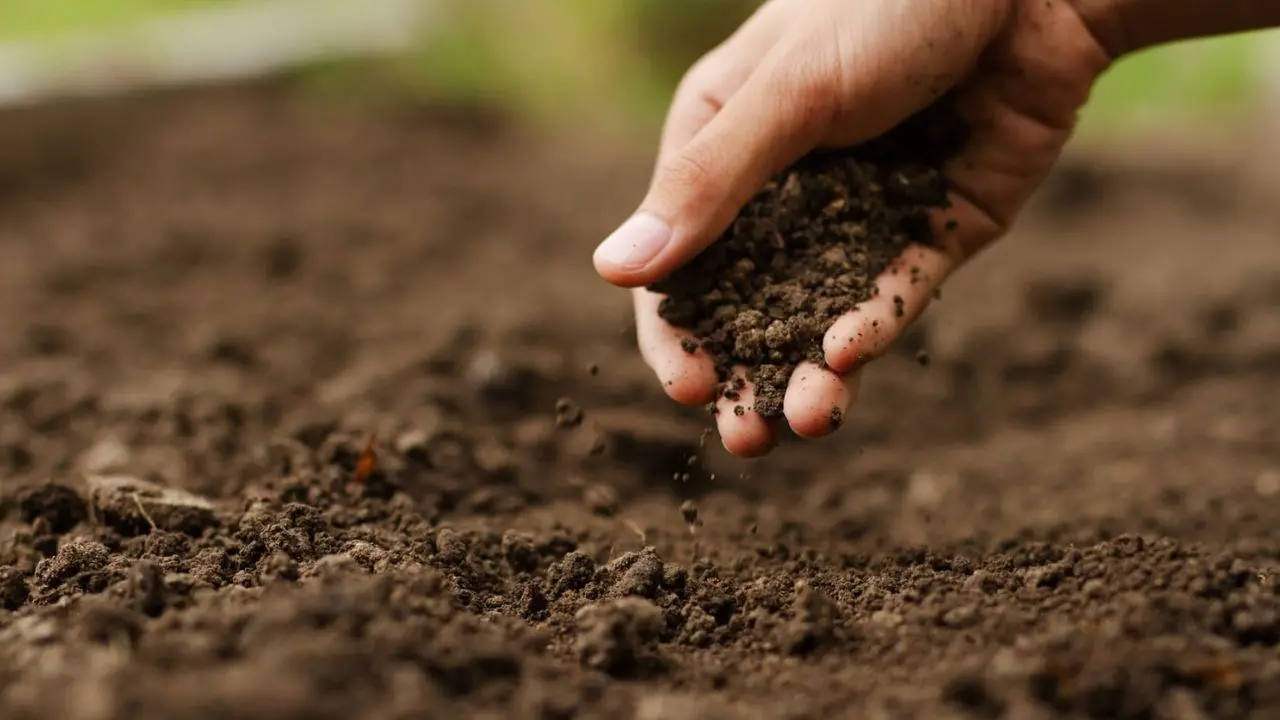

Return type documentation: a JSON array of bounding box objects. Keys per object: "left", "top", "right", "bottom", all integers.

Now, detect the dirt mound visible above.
[{"left": 0, "top": 80, "right": 1277, "bottom": 719}]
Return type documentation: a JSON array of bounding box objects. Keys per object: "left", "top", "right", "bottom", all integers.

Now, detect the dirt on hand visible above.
[{"left": 648, "top": 99, "right": 966, "bottom": 417}]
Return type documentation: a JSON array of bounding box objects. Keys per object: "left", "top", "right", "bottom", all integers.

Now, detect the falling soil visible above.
[
  {"left": 0, "top": 79, "right": 1278, "bottom": 720},
  {"left": 649, "top": 100, "right": 966, "bottom": 417}
]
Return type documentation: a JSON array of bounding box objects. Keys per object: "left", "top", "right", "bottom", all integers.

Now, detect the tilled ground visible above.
[{"left": 0, "top": 81, "right": 1277, "bottom": 720}]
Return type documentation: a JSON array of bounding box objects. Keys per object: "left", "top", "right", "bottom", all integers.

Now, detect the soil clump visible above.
[{"left": 649, "top": 100, "right": 966, "bottom": 416}]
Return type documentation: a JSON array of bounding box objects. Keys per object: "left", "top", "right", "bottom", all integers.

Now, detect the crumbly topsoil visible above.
[
  {"left": 0, "top": 80, "right": 1279, "bottom": 720},
  {"left": 649, "top": 100, "right": 966, "bottom": 417}
]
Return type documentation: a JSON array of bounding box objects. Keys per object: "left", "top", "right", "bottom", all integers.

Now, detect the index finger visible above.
[{"left": 656, "top": 0, "right": 790, "bottom": 164}]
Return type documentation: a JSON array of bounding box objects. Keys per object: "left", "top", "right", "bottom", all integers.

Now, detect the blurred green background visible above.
[{"left": 0, "top": 0, "right": 1276, "bottom": 139}]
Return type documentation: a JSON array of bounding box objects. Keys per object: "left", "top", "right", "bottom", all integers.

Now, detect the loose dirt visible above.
[
  {"left": 0, "top": 80, "right": 1277, "bottom": 719},
  {"left": 649, "top": 101, "right": 965, "bottom": 417}
]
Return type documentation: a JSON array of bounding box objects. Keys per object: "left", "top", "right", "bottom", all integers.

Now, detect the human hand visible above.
[{"left": 593, "top": 0, "right": 1114, "bottom": 457}]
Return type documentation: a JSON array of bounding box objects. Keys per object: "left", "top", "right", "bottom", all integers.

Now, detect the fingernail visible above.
[{"left": 594, "top": 212, "right": 671, "bottom": 270}]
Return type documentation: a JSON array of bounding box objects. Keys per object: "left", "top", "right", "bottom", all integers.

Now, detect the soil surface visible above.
[
  {"left": 0, "top": 80, "right": 1278, "bottom": 720},
  {"left": 650, "top": 102, "right": 965, "bottom": 417}
]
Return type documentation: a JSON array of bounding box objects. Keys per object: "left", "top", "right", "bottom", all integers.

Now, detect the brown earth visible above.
[{"left": 0, "top": 79, "right": 1277, "bottom": 720}]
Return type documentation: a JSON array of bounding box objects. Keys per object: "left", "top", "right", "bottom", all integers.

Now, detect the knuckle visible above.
[
  {"left": 788, "top": 60, "right": 839, "bottom": 120},
  {"left": 680, "top": 52, "right": 722, "bottom": 91},
  {"left": 657, "top": 150, "right": 722, "bottom": 207},
  {"left": 673, "top": 54, "right": 730, "bottom": 123},
  {"left": 759, "top": 43, "right": 839, "bottom": 135}
]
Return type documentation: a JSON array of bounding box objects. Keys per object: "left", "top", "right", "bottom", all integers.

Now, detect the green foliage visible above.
[
  {"left": 1078, "top": 31, "right": 1269, "bottom": 136},
  {"left": 0, "top": 0, "right": 225, "bottom": 42}
]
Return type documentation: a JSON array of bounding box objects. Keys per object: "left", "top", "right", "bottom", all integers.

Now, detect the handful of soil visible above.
[{"left": 648, "top": 99, "right": 967, "bottom": 418}]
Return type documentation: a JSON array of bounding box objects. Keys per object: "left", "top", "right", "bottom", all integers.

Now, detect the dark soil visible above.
[
  {"left": 649, "top": 102, "right": 966, "bottom": 417},
  {"left": 0, "top": 79, "right": 1278, "bottom": 720}
]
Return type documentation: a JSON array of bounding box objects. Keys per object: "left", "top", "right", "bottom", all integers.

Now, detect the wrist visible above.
[
  {"left": 1073, "top": 0, "right": 1280, "bottom": 59},
  {"left": 1070, "top": 0, "right": 1133, "bottom": 59}
]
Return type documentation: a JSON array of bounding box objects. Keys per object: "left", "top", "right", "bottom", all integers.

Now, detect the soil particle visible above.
[
  {"left": 649, "top": 101, "right": 965, "bottom": 417},
  {"left": 555, "top": 397, "right": 585, "bottom": 428},
  {"left": 549, "top": 551, "right": 596, "bottom": 598},
  {"left": 780, "top": 581, "right": 843, "bottom": 657},
  {"left": 574, "top": 596, "right": 665, "bottom": 677},
  {"left": 85, "top": 474, "right": 216, "bottom": 536},
  {"left": 0, "top": 566, "right": 29, "bottom": 610},
  {"left": 32, "top": 538, "right": 109, "bottom": 590},
  {"left": 500, "top": 530, "right": 540, "bottom": 574},
  {"left": 604, "top": 547, "right": 667, "bottom": 599},
  {"left": 17, "top": 483, "right": 88, "bottom": 534},
  {"left": 127, "top": 559, "right": 166, "bottom": 617},
  {"left": 680, "top": 499, "right": 699, "bottom": 527}
]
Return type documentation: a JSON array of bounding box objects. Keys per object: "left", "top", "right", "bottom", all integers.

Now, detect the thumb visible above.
[{"left": 593, "top": 45, "right": 834, "bottom": 288}]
